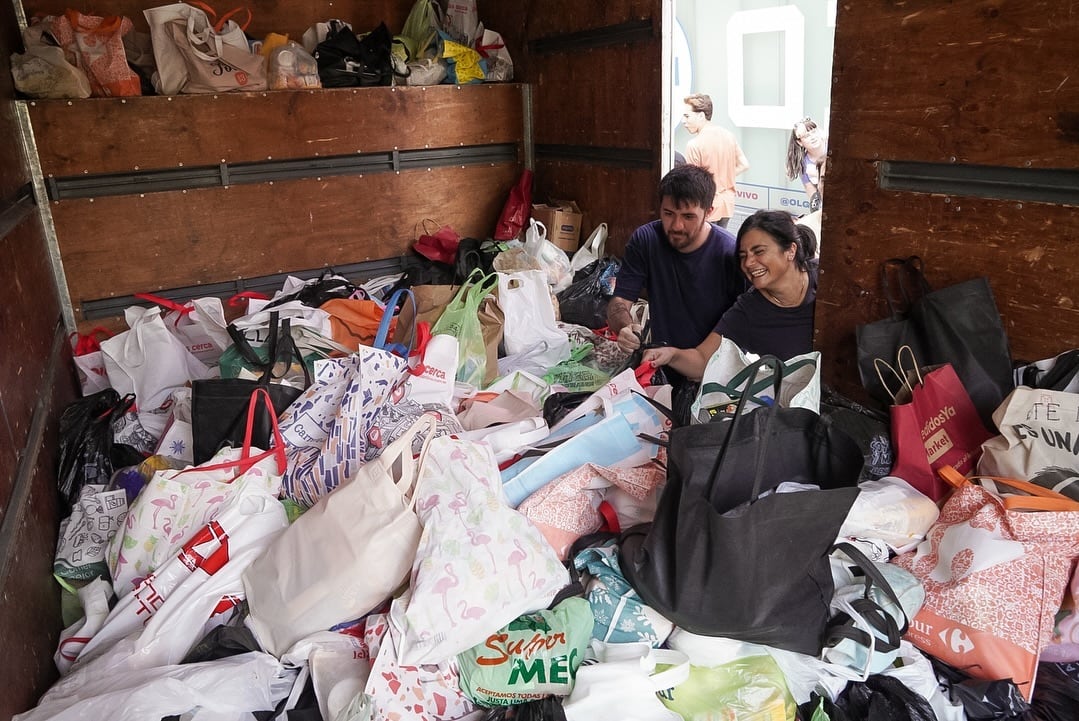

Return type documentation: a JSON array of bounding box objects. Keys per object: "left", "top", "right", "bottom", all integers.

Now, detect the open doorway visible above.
[{"left": 668, "top": 2, "right": 836, "bottom": 238}]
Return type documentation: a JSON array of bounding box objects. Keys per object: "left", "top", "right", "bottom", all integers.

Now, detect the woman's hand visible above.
[{"left": 642, "top": 346, "right": 677, "bottom": 367}]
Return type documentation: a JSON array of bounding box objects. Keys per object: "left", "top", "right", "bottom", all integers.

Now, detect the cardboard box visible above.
[{"left": 531, "top": 200, "right": 582, "bottom": 252}]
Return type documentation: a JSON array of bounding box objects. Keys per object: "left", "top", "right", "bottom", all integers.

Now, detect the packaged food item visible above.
[{"left": 268, "top": 41, "right": 321, "bottom": 90}]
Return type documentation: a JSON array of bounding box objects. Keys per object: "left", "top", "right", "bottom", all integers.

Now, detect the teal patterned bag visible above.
[{"left": 574, "top": 540, "right": 673, "bottom": 646}]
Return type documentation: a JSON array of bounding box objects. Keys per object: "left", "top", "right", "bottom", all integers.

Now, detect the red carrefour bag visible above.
[
  {"left": 892, "top": 466, "right": 1079, "bottom": 700},
  {"left": 493, "top": 169, "right": 533, "bottom": 241},
  {"left": 878, "top": 345, "right": 991, "bottom": 500}
]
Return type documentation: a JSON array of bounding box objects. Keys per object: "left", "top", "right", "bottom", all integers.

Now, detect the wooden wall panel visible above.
[
  {"left": 52, "top": 162, "right": 521, "bottom": 313},
  {"left": 531, "top": 44, "right": 660, "bottom": 150},
  {"left": 818, "top": 0, "right": 1079, "bottom": 401},
  {"left": 0, "top": 216, "right": 61, "bottom": 519},
  {"left": 536, "top": 162, "right": 656, "bottom": 259},
  {"left": 0, "top": 389, "right": 67, "bottom": 721},
  {"left": 20, "top": 0, "right": 412, "bottom": 40},
  {"left": 482, "top": 0, "right": 664, "bottom": 263},
  {"left": 28, "top": 84, "right": 525, "bottom": 176},
  {"left": 828, "top": 1, "right": 1079, "bottom": 167}
]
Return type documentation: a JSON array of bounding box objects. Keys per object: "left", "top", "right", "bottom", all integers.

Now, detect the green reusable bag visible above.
[
  {"left": 543, "top": 344, "right": 611, "bottom": 392},
  {"left": 457, "top": 597, "right": 593, "bottom": 707},
  {"left": 431, "top": 269, "right": 498, "bottom": 388}
]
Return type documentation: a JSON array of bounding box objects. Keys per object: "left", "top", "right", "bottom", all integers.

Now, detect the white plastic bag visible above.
[
  {"left": 570, "top": 222, "right": 608, "bottom": 272},
  {"left": 690, "top": 338, "right": 821, "bottom": 422},
  {"left": 498, "top": 270, "right": 571, "bottom": 368},
  {"left": 78, "top": 483, "right": 288, "bottom": 669},
  {"left": 525, "top": 218, "right": 573, "bottom": 292},
  {"left": 15, "top": 651, "right": 290, "bottom": 721},
  {"left": 100, "top": 305, "right": 212, "bottom": 430}
]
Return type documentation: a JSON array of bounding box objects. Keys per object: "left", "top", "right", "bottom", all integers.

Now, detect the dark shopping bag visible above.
[
  {"left": 878, "top": 345, "right": 991, "bottom": 500},
  {"left": 619, "top": 356, "right": 864, "bottom": 655},
  {"left": 192, "top": 312, "right": 308, "bottom": 464},
  {"left": 315, "top": 20, "right": 394, "bottom": 87},
  {"left": 856, "top": 256, "right": 1012, "bottom": 427},
  {"left": 57, "top": 388, "right": 137, "bottom": 514},
  {"left": 556, "top": 257, "right": 621, "bottom": 329}
]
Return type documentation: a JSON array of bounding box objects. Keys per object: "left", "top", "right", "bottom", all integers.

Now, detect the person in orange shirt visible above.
[{"left": 682, "top": 93, "right": 750, "bottom": 228}]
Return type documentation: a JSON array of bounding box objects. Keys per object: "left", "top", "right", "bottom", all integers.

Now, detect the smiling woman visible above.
[{"left": 643, "top": 209, "right": 818, "bottom": 378}]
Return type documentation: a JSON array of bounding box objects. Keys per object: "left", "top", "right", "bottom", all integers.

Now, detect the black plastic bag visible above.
[
  {"left": 541, "top": 391, "right": 592, "bottom": 428},
  {"left": 819, "top": 384, "right": 892, "bottom": 481},
  {"left": 315, "top": 21, "right": 395, "bottom": 87},
  {"left": 836, "top": 675, "right": 936, "bottom": 721},
  {"left": 931, "top": 656, "right": 1032, "bottom": 720},
  {"left": 264, "top": 267, "right": 357, "bottom": 309},
  {"left": 454, "top": 236, "right": 500, "bottom": 284},
  {"left": 483, "top": 696, "right": 567, "bottom": 720},
  {"left": 57, "top": 389, "right": 136, "bottom": 515},
  {"left": 556, "top": 258, "right": 621, "bottom": 330}
]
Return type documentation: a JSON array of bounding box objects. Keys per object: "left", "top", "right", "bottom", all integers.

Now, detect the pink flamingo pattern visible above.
[
  {"left": 107, "top": 445, "right": 282, "bottom": 597},
  {"left": 390, "top": 435, "right": 569, "bottom": 665}
]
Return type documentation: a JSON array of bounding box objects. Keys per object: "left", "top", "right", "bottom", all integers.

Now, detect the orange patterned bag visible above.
[
  {"left": 47, "top": 12, "right": 142, "bottom": 97},
  {"left": 892, "top": 466, "right": 1079, "bottom": 699}
]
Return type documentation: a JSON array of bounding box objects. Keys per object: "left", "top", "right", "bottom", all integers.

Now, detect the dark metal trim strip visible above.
[
  {"left": 536, "top": 143, "right": 653, "bottom": 168},
  {"left": 879, "top": 161, "right": 1079, "bottom": 206},
  {"left": 47, "top": 144, "right": 520, "bottom": 201},
  {"left": 530, "top": 19, "right": 655, "bottom": 54},
  {"left": 0, "top": 185, "right": 36, "bottom": 238},
  {"left": 79, "top": 256, "right": 407, "bottom": 320}
]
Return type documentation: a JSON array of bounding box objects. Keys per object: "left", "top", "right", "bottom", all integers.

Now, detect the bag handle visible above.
[
  {"left": 213, "top": 6, "right": 252, "bottom": 32},
  {"left": 134, "top": 292, "right": 193, "bottom": 318},
  {"left": 831, "top": 542, "right": 909, "bottom": 634},
  {"left": 700, "top": 355, "right": 818, "bottom": 409},
  {"left": 373, "top": 288, "right": 417, "bottom": 356},
  {"left": 465, "top": 271, "right": 499, "bottom": 309},
  {"left": 393, "top": 414, "right": 440, "bottom": 509},
  {"left": 938, "top": 465, "right": 1079, "bottom": 511},
  {"left": 70, "top": 326, "right": 115, "bottom": 355},
  {"left": 418, "top": 218, "right": 443, "bottom": 237},
  {"left": 894, "top": 344, "right": 924, "bottom": 387},
  {"left": 872, "top": 344, "right": 921, "bottom": 402},
  {"left": 704, "top": 355, "right": 785, "bottom": 501},
  {"left": 185, "top": 387, "right": 288, "bottom": 477},
  {"left": 647, "top": 648, "right": 691, "bottom": 693}
]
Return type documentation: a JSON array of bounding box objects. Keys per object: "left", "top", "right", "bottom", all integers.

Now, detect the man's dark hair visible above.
[{"left": 658, "top": 164, "right": 716, "bottom": 210}]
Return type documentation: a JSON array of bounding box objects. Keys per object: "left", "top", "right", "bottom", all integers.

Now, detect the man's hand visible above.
[{"left": 617, "top": 323, "right": 643, "bottom": 352}]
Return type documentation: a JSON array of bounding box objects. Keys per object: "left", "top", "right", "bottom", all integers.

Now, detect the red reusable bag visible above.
[
  {"left": 413, "top": 219, "right": 461, "bottom": 264},
  {"left": 493, "top": 169, "right": 533, "bottom": 241},
  {"left": 879, "top": 345, "right": 992, "bottom": 500}
]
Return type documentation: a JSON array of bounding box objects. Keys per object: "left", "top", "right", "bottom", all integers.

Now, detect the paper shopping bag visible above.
[{"left": 881, "top": 347, "right": 991, "bottom": 500}]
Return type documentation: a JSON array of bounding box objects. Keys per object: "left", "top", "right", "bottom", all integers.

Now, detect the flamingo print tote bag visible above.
[{"left": 389, "top": 435, "right": 569, "bottom": 666}]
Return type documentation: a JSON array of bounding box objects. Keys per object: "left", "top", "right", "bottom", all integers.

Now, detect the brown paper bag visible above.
[{"left": 478, "top": 294, "right": 504, "bottom": 386}]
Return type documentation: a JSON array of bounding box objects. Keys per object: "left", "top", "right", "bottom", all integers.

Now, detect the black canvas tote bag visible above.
[
  {"left": 619, "top": 356, "right": 864, "bottom": 656},
  {"left": 856, "top": 256, "right": 1012, "bottom": 426},
  {"left": 192, "top": 312, "right": 308, "bottom": 464}
]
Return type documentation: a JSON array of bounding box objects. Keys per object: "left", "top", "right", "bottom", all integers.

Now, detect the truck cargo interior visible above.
[{"left": 1, "top": 1, "right": 1077, "bottom": 717}]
